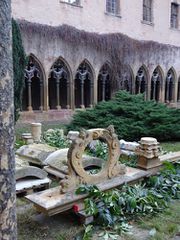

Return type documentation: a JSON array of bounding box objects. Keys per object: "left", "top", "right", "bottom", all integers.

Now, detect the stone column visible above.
[
  {"left": 152, "top": 81, "right": 156, "bottom": 100},
  {"left": 39, "top": 79, "right": 43, "bottom": 111},
  {"left": 44, "top": 72, "right": 49, "bottom": 111},
  {"left": 165, "top": 79, "right": 170, "bottom": 103},
  {"left": 80, "top": 78, "right": 85, "bottom": 108},
  {"left": 27, "top": 78, "right": 32, "bottom": 111},
  {"left": 52, "top": 67, "right": 65, "bottom": 110},
  {"left": 66, "top": 80, "right": 70, "bottom": 109},
  {"left": 31, "top": 123, "right": 42, "bottom": 143},
  {"left": 160, "top": 76, "right": 166, "bottom": 103},
  {"left": 89, "top": 80, "right": 93, "bottom": 108},
  {"left": 137, "top": 78, "right": 141, "bottom": 94},
  {"left": 178, "top": 81, "right": 180, "bottom": 102},
  {"left": 101, "top": 73, "right": 108, "bottom": 101},
  {"left": 56, "top": 78, "right": 61, "bottom": 110},
  {"left": 152, "top": 72, "right": 159, "bottom": 101},
  {"left": 165, "top": 74, "right": 173, "bottom": 103},
  {"left": 146, "top": 79, "right": 150, "bottom": 101},
  {"left": 102, "top": 77, "right": 106, "bottom": 101},
  {"left": 173, "top": 79, "right": 178, "bottom": 103},
  {"left": 25, "top": 67, "right": 36, "bottom": 111},
  {"left": 152, "top": 78, "right": 158, "bottom": 101}
]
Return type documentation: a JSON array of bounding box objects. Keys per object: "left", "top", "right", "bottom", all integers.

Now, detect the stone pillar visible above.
[
  {"left": 151, "top": 72, "right": 159, "bottom": 101},
  {"left": 80, "top": 78, "right": 85, "bottom": 108},
  {"left": 89, "top": 80, "right": 94, "bottom": 108},
  {"left": 174, "top": 79, "right": 178, "bottom": 104},
  {"left": 137, "top": 77, "right": 142, "bottom": 94},
  {"left": 100, "top": 72, "right": 108, "bottom": 101},
  {"left": 165, "top": 79, "right": 169, "bottom": 103},
  {"left": 136, "top": 137, "right": 161, "bottom": 170},
  {"left": 146, "top": 79, "right": 150, "bottom": 101},
  {"left": 44, "top": 71, "right": 49, "bottom": 111},
  {"left": 31, "top": 123, "right": 42, "bottom": 143},
  {"left": 66, "top": 80, "right": 70, "bottom": 109},
  {"left": 27, "top": 79, "right": 32, "bottom": 111},
  {"left": 161, "top": 76, "right": 166, "bottom": 103},
  {"left": 132, "top": 76, "right": 135, "bottom": 94},
  {"left": 56, "top": 78, "right": 61, "bottom": 110},
  {"left": 178, "top": 81, "right": 180, "bottom": 102},
  {"left": 40, "top": 79, "right": 43, "bottom": 111},
  {"left": 102, "top": 77, "right": 106, "bottom": 101}
]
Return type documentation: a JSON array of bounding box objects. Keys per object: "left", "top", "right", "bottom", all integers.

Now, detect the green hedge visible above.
[{"left": 67, "top": 91, "right": 180, "bottom": 141}]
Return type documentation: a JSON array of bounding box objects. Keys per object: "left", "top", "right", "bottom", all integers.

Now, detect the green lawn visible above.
[
  {"left": 161, "top": 142, "right": 180, "bottom": 153},
  {"left": 136, "top": 200, "right": 180, "bottom": 240}
]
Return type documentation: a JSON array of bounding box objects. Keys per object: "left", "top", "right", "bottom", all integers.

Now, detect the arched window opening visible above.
[
  {"left": 135, "top": 66, "right": 147, "bottom": 95},
  {"left": 165, "top": 69, "right": 175, "bottom": 102},
  {"left": 98, "top": 63, "right": 111, "bottom": 102},
  {"left": 48, "top": 59, "right": 70, "bottom": 110},
  {"left": 151, "top": 68, "right": 162, "bottom": 101},
  {"left": 120, "top": 66, "right": 133, "bottom": 93},
  {"left": 22, "top": 56, "right": 43, "bottom": 111},
  {"left": 75, "top": 61, "right": 93, "bottom": 108}
]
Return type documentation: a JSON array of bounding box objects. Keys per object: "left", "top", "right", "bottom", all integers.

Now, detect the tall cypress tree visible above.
[{"left": 12, "top": 19, "right": 26, "bottom": 122}]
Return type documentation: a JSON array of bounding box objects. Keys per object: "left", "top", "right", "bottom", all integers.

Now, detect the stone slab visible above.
[
  {"left": 16, "top": 155, "right": 30, "bottom": 167},
  {"left": 26, "top": 167, "right": 147, "bottom": 216},
  {"left": 16, "top": 166, "right": 48, "bottom": 180},
  {"left": 16, "top": 143, "right": 57, "bottom": 166},
  {"left": 16, "top": 177, "right": 51, "bottom": 193},
  {"left": 44, "top": 166, "right": 66, "bottom": 179},
  {"left": 159, "top": 151, "right": 180, "bottom": 163}
]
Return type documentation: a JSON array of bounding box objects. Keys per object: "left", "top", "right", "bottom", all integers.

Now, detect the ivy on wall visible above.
[
  {"left": 12, "top": 19, "right": 27, "bottom": 122},
  {"left": 17, "top": 20, "right": 180, "bottom": 90}
]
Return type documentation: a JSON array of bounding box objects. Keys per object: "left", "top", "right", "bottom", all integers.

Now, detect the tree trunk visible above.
[{"left": 0, "top": 1, "right": 16, "bottom": 240}]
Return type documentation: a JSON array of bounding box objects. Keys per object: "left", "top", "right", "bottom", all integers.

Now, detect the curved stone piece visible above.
[
  {"left": 16, "top": 143, "right": 57, "bottom": 166},
  {"left": 16, "top": 166, "right": 48, "bottom": 180},
  {"left": 16, "top": 156, "right": 30, "bottom": 168},
  {"left": 44, "top": 148, "right": 69, "bottom": 170},
  {"left": 60, "top": 125, "right": 126, "bottom": 193},
  {"left": 44, "top": 148, "right": 104, "bottom": 175}
]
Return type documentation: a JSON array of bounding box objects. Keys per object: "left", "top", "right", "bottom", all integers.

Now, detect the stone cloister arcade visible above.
[{"left": 22, "top": 55, "right": 180, "bottom": 113}]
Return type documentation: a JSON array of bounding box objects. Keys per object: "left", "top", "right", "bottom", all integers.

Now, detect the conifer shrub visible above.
[
  {"left": 67, "top": 91, "right": 180, "bottom": 141},
  {"left": 12, "top": 19, "right": 27, "bottom": 121}
]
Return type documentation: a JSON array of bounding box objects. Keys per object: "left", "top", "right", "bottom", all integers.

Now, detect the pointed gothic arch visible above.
[
  {"left": 135, "top": 65, "right": 148, "bottom": 97},
  {"left": 22, "top": 54, "right": 44, "bottom": 111},
  {"left": 75, "top": 60, "right": 94, "bottom": 108},
  {"left": 165, "top": 68, "right": 176, "bottom": 102},
  {"left": 48, "top": 57, "right": 71, "bottom": 109},
  {"left": 120, "top": 65, "right": 133, "bottom": 93},
  {"left": 150, "top": 66, "right": 163, "bottom": 101},
  {"left": 98, "top": 62, "right": 112, "bottom": 102}
]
